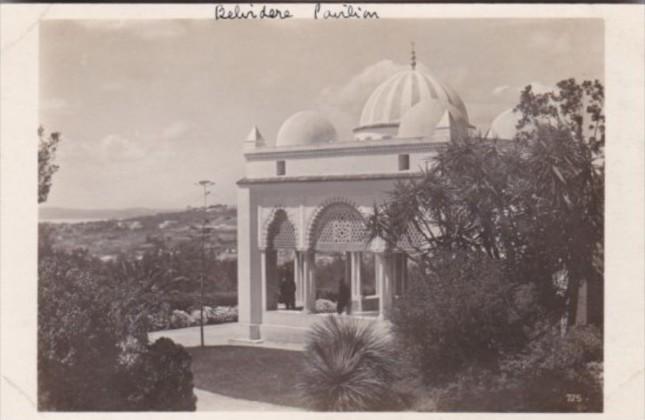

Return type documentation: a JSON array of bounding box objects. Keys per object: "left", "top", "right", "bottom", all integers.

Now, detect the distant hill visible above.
[
  {"left": 41, "top": 205, "right": 238, "bottom": 259},
  {"left": 39, "top": 207, "right": 177, "bottom": 221}
]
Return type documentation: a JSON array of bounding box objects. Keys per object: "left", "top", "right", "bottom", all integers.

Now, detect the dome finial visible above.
[{"left": 410, "top": 41, "right": 416, "bottom": 70}]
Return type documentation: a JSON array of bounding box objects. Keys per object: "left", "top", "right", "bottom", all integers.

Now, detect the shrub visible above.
[
  {"left": 205, "top": 305, "right": 238, "bottom": 323},
  {"left": 434, "top": 325, "right": 603, "bottom": 412},
  {"left": 314, "top": 298, "right": 337, "bottom": 314},
  {"left": 190, "top": 309, "right": 205, "bottom": 323},
  {"left": 163, "top": 291, "right": 238, "bottom": 312},
  {"left": 147, "top": 303, "right": 172, "bottom": 331},
  {"left": 38, "top": 251, "right": 137, "bottom": 410},
  {"left": 391, "top": 251, "right": 528, "bottom": 385},
  {"left": 434, "top": 370, "right": 490, "bottom": 412},
  {"left": 210, "top": 291, "right": 238, "bottom": 307},
  {"left": 148, "top": 306, "right": 238, "bottom": 331},
  {"left": 118, "top": 338, "right": 197, "bottom": 411},
  {"left": 188, "top": 306, "right": 239, "bottom": 325},
  {"left": 499, "top": 324, "right": 603, "bottom": 412},
  {"left": 316, "top": 289, "right": 338, "bottom": 302},
  {"left": 38, "top": 251, "right": 197, "bottom": 411},
  {"left": 299, "top": 316, "right": 405, "bottom": 411},
  {"left": 170, "top": 310, "right": 195, "bottom": 329}
]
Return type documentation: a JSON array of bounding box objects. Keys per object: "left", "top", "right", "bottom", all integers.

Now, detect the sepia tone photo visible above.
[{"left": 35, "top": 17, "right": 606, "bottom": 412}]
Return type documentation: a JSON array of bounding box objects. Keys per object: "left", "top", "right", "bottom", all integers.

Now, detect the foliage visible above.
[
  {"left": 499, "top": 324, "right": 602, "bottom": 412},
  {"left": 514, "top": 79, "right": 604, "bottom": 325},
  {"left": 39, "top": 223, "right": 57, "bottom": 258},
  {"left": 159, "top": 240, "right": 236, "bottom": 293},
  {"left": 370, "top": 78, "right": 604, "bottom": 327},
  {"left": 367, "top": 79, "right": 604, "bottom": 411},
  {"left": 435, "top": 325, "right": 603, "bottom": 412},
  {"left": 299, "top": 316, "right": 405, "bottom": 411},
  {"left": 316, "top": 289, "right": 339, "bottom": 302},
  {"left": 37, "top": 123, "right": 197, "bottom": 410},
  {"left": 205, "top": 305, "right": 238, "bottom": 323},
  {"left": 117, "top": 338, "right": 197, "bottom": 411},
  {"left": 38, "top": 250, "right": 196, "bottom": 410},
  {"left": 153, "top": 306, "right": 239, "bottom": 331},
  {"left": 392, "top": 251, "right": 530, "bottom": 385},
  {"left": 313, "top": 253, "right": 346, "bottom": 299},
  {"left": 314, "top": 298, "right": 337, "bottom": 313},
  {"left": 163, "top": 290, "right": 238, "bottom": 312},
  {"left": 41, "top": 207, "right": 238, "bottom": 289},
  {"left": 38, "top": 126, "right": 61, "bottom": 203},
  {"left": 102, "top": 249, "right": 238, "bottom": 329},
  {"left": 127, "top": 244, "right": 236, "bottom": 294},
  {"left": 170, "top": 309, "right": 195, "bottom": 329},
  {"left": 38, "top": 250, "right": 129, "bottom": 410}
]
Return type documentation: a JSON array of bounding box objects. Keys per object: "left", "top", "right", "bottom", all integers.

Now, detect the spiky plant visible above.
[{"left": 299, "top": 315, "right": 403, "bottom": 411}]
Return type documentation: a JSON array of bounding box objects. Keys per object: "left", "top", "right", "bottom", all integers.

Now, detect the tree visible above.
[
  {"left": 38, "top": 126, "right": 62, "bottom": 257},
  {"left": 391, "top": 250, "right": 529, "bottom": 385},
  {"left": 38, "top": 250, "right": 197, "bottom": 411},
  {"left": 514, "top": 79, "right": 604, "bottom": 326},
  {"left": 36, "top": 124, "right": 197, "bottom": 410},
  {"left": 370, "top": 79, "right": 604, "bottom": 327},
  {"left": 38, "top": 126, "right": 61, "bottom": 203}
]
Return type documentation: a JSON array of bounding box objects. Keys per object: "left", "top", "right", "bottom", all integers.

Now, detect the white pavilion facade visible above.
[{"left": 236, "top": 53, "right": 474, "bottom": 343}]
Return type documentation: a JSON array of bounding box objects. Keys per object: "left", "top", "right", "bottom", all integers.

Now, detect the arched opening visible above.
[
  {"left": 264, "top": 209, "right": 298, "bottom": 311},
  {"left": 308, "top": 202, "right": 376, "bottom": 315},
  {"left": 258, "top": 202, "right": 408, "bottom": 319}
]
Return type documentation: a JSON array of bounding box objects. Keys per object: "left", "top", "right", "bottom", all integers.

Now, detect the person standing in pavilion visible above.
[
  {"left": 284, "top": 275, "right": 296, "bottom": 310},
  {"left": 336, "top": 277, "right": 351, "bottom": 315}
]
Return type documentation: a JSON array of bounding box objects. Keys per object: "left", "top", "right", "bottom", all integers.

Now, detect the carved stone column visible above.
[
  {"left": 294, "top": 251, "right": 304, "bottom": 308},
  {"left": 351, "top": 252, "right": 363, "bottom": 313},
  {"left": 265, "top": 249, "right": 278, "bottom": 310},
  {"left": 302, "top": 251, "right": 316, "bottom": 313},
  {"left": 376, "top": 252, "right": 394, "bottom": 320},
  {"left": 260, "top": 249, "right": 267, "bottom": 312}
]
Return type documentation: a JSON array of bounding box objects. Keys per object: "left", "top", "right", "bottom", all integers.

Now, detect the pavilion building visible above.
[{"left": 236, "top": 52, "right": 474, "bottom": 343}]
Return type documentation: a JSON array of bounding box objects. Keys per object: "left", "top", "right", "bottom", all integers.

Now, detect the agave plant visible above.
[{"left": 299, "top": 315, "right": 403, "bottom": 411}]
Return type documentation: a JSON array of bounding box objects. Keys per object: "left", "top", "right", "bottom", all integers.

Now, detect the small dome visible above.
[
  {"left": 358, "top": 67, "right": 469, "bottom": 129},
  {"left": 487, "top": 83, "right": 557, "bottom": 140},
  {"left": 488, "top": 108, "right": 522, "bottom": 140},
  {"left": 276, "top": 110, "right": 337, "bottom": 147},
  {"left": 397, "top": 99, "right": 446, "bottom": 139}
]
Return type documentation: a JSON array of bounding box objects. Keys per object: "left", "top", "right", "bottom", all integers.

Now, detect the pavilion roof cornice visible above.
[
  {"left": 244, "top": 138, "right": 447, "bottom": 160},
  {"left": 237, "top": 172, "right": 423, "bottom": 186}
]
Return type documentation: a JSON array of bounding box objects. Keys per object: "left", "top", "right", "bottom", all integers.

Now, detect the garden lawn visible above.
[{"left": 188, "top": 346, "right": 307, "bottom": 409}]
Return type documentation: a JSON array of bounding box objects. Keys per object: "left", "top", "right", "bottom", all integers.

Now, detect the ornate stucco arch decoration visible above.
[
  {"left": 305, "top": 197, "right": 371, "bottom": 252},
  {"left": 260, "top": 207, "right": 299, "bottom": 250}
]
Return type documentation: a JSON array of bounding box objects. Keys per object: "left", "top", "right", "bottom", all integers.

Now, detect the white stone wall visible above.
[
  {"left": 245, "top": 150, "right": 433, "bottom": 179},
  {"left": 236, "top": 187, "right": 262, "bottom": 340},
  {"left": 243, "top": 138, "right": 440, "bottom": 180}
]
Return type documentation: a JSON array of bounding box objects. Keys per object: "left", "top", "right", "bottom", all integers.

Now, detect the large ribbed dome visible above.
[
  {"left": 276, "top": 110, "right": 337, "bottom": 147},
  {"left": 358, "top": 66, "right": 469, "bottom": 129}
]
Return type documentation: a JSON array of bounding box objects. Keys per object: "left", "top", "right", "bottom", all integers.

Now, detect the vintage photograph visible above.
[{"left": 37, "top": 18, "right": 605, "bottom": 412}]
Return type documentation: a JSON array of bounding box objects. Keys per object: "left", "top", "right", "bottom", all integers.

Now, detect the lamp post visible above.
[{"left": 196, "top": 180, "right": 215, "bottom": 347}]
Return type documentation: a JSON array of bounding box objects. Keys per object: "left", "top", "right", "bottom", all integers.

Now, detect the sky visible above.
[{"left": 40, "top": 18, "right": 603, "bottom": 210}]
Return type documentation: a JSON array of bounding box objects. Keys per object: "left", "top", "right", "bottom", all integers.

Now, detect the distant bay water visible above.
[
  {"left": 39, "top": 217, "right": 109, "bottom": 224},
  {"left": 38, "top": 207, "right": 179, "bottom": 223}
]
